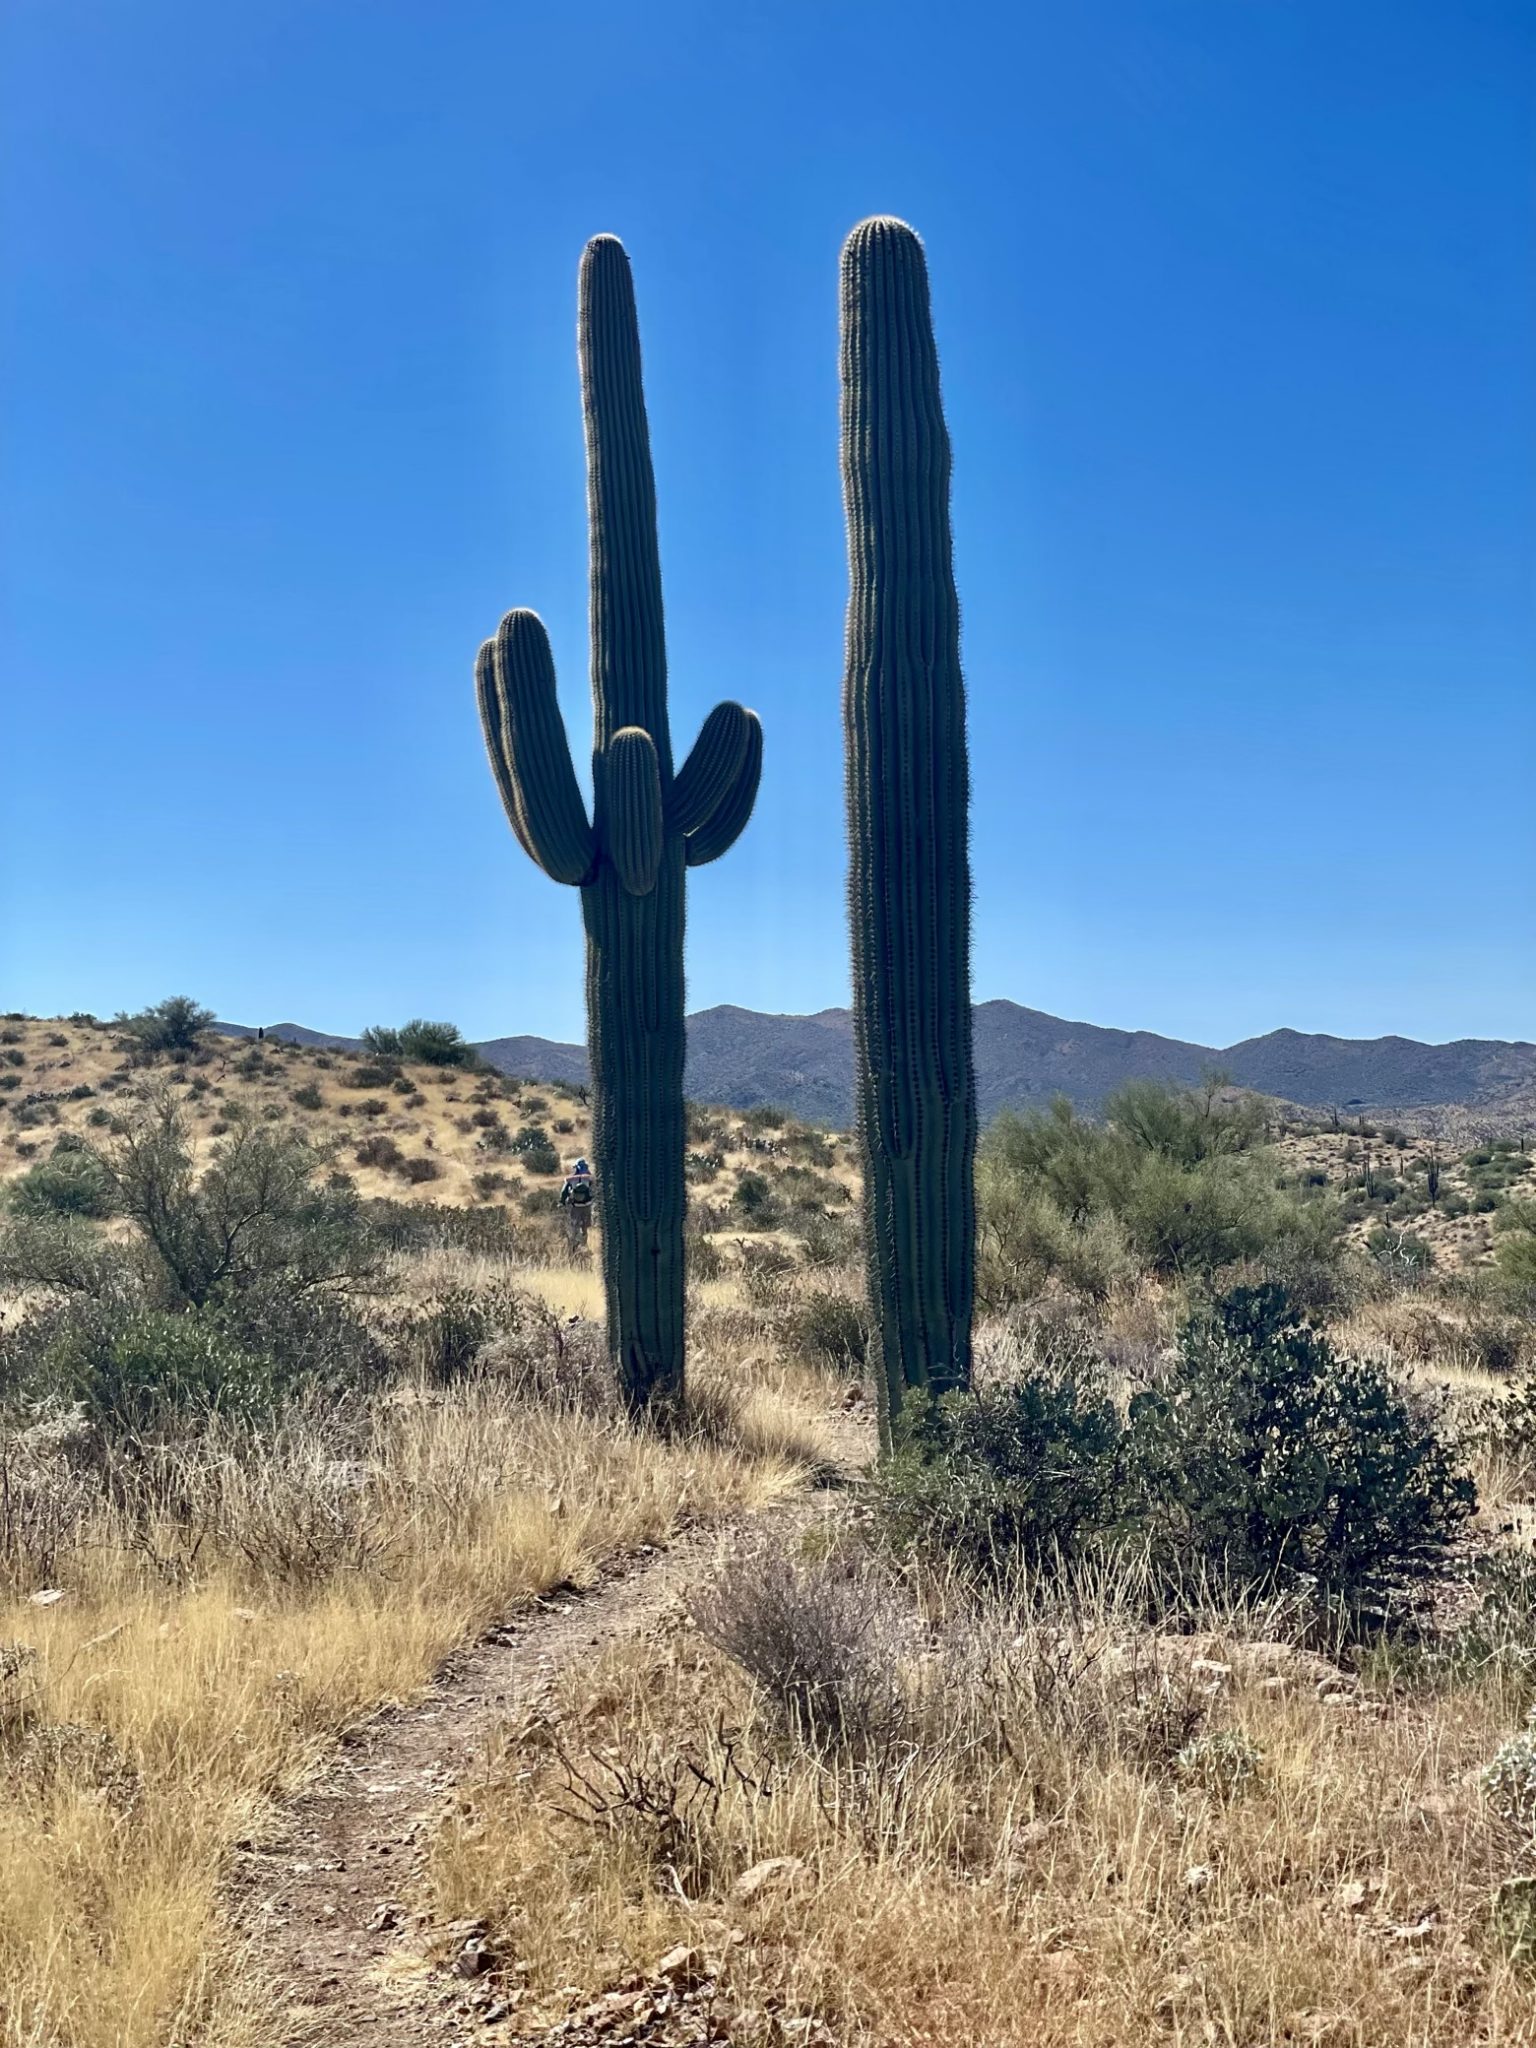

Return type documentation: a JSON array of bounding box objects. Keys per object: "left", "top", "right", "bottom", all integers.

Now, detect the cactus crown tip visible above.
[{"left": 844, "top": 214, "right": 922, "bottom": 253}]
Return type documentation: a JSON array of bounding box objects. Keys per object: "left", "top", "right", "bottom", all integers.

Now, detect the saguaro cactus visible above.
[
  {"left": 476, "top": 235, "right": 763, "bottom": 1417},
  {"left": 839, "top": 217, "right": 977, "bottom": 1448}
]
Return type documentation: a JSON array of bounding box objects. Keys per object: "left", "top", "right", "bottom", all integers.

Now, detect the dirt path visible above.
[{"left": 231, "top": 1470, "right": 858, "bottom": 2044}]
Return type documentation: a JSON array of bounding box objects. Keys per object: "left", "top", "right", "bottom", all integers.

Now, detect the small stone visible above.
[
  {"left": 454, "top": 1939, "right": 492, "bottom": 1979},
  {"left": 366, "top": 1901, "right": 405, "bottom": 1933},
  {"left": 27, "top": 1589, "right": 65, "bottom": 1607}
]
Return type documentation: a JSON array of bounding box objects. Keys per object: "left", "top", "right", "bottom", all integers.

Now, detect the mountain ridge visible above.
[{"left": 214, "top": 1003, "right": 1536, "bottom": 1126}]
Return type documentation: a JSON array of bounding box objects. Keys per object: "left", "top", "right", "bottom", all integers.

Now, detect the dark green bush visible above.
[
  {"left": 1128, "top": 1285, "right": 1473, "bottom": 1614},
  {"left": 872, "top": 1285, "right": 1473, "bottom": 1624},
  {"left": 872, "top": 1372, "right": 1127, "bottom": 1576},
  {"left": 292, "top": 1082, "right": 324, "bottom": 1111},
  {"left": 510, "top": 1123, "right": 559, "bottom": 1175},
  {"left": 355, "top": 1134, "right": 405, "bottom": 1171},
  {"left": 344, "top": 1061, "right": 397, "bottom": 1090},
  {"left": 733, "top": 1171, "right": 781, "bottom": 1226},
  {"left": 742, "top": 1104, "right": 789, "bottom": 1133}
]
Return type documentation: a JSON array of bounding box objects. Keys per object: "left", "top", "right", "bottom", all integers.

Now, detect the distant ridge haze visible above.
[{"left": 214, "top": 1003, "right": 1536, "bottom": 1126}]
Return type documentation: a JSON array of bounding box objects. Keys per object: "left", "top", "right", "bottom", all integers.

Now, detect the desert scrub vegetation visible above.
[
  {"left": 873, "top": 1284, "right": 1473, "bottom": 1627},
  {"left": 0, "top": 1086, "right": 831, "bottom": 2048},
  {"left": 425, "top": 1527, "right": 1536, "bottom": 2046},
  {"left": 979, "top": 1079, "right": 1347, "bottom": 1309}
]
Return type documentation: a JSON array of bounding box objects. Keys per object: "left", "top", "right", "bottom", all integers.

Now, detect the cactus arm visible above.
[
  {"left": 669, "top": 700, "right": 754, "bottom": 837},
  {"left": 683, "top": 709, "right": 763, "bottom": 866},
  {"left": 602, "top": 726, "right": 665, "bottom": 896},
  {"left": 580, "top": 235, "right": 671, "bottom": 768},
  {"left": 478, "top": 610, "right": 596, "bottom": 886}
]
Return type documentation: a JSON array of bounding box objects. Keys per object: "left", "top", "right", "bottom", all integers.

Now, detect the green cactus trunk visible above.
[
  {"left": 839, "top": 217, "right": 977, "bottom": 1450},
  {"left": 477, "top": 236, "right": 762, "bottom": 1419},
  {"left": 582, "top": 850, "right": 687, "bottom": 1411}
]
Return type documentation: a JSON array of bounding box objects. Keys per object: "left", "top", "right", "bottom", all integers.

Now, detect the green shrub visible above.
[
  {"left": 1482, "top": 1721, "right": 1536, "bottom": 1833},
  {"left": 733, "top": 1171, "right": 781, "bottom": 1225},
  {"left": 1496, "top": 1207, "right": 1536, "bottom": 1307},
  {"left": 7, "top": 1142, "right": 117, "bottom": 1219},
  {"left": 1128, "top": 1285, "right": 1473, "bottom": 1614},
  {"left": 872, "top": 1372, "right": 1126, "bottom": 1577},
  {"left": 361, "top": 1020, "right": 478, "bottom": 1068},
  {"left": 511, "top": 1122, "right": 560, "bottom": 1175},
  {"left": 789, "top": 1289, "right": 870, "bottom": 1373},
  {"left": 979, "top": 1177, "right": 1137, "bottom": 1306},
  {"left": 742, "top": 1104, "right": 789, "bottom": 1133},
  {"left": 292, "top": 1082, "right": 324, "bottom": 1111},
  {"left": 874, "top": 1285, "right": 1472, "bottom": 1622},
  {"left": 344, "top": 1061, "right": 397, "bottom": 1090},
  {"left": 113, "top": 996, "right": 215, "bottom": 1059},
  {"left": 355, "top": 1134, "right": 405, "bottom": 1171},
  {"left": 981, "top": 1084, "right": 1342, "bottom": 1303},
  {"left": 46, "top": 1305, "right": 284, "bottom": 1433}
]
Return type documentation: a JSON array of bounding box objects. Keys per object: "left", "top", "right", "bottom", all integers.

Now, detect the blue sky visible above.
[{"left": 4, "top": 0, "right": 1533, "bottom": 1048}]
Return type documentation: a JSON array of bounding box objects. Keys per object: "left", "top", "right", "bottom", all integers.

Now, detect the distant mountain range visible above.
[{"left": 214, "top": 1004, "right": 1536, "bottom": 1127}]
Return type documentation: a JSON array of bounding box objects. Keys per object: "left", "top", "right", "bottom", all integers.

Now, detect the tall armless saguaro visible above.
[
  {"left": 476, "top": 236, "right": 763, "bottom": 1418},
  {"left": 840, "top": 217, "right": 977, "bottom": 1449}
]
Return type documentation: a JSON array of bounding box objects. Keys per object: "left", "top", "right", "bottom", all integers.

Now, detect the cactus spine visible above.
[
  {"left": 477, "top": 235, "right": 763, "bottom": 1418},
  {"left": 839, "top": 217, "right": 978, "bottom": 1448}
]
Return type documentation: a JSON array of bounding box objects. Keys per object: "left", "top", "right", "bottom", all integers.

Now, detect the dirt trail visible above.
[{"left": 231, "top": 1469, "right": 858, "bottom": 2044}]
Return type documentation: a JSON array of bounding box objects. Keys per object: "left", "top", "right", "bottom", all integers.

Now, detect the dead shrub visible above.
[{"left": 692, "top": 1543, "right": 912, "bottom": 1757}]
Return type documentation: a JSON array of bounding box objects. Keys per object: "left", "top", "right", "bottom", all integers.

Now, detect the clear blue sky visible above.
[{"left": 4, "top": 1, "right": 1533, "bottom": 1049}]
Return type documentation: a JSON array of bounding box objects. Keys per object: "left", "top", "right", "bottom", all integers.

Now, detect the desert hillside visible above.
[
  {"left": 0, "top": 1013, "right": 859, "bottom": 1227},
  {"left": 4, "top": 1012, "right": 1530, "bottom": 1281}
]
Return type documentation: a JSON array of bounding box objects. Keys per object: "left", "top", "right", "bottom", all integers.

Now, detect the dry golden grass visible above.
[
  {"left": 0, "top": 1253, "right": 831, "bottom": 2048},
  {"left": 427, "top": 1556, "right": 1536, "bottom": 2047}
]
